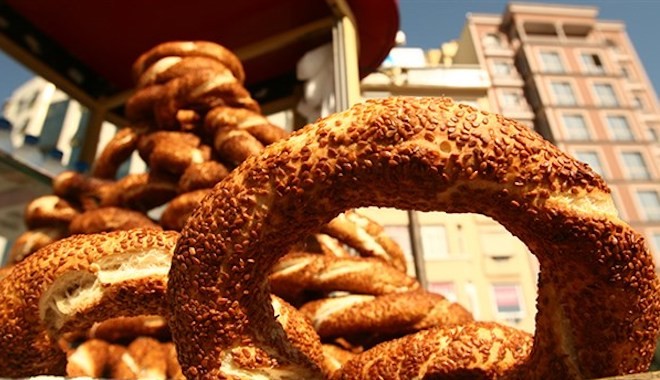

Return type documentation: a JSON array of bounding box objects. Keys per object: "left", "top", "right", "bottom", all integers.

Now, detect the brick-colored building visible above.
[{"left": 359, "top": 2, "right": 660, "bottom": 333}]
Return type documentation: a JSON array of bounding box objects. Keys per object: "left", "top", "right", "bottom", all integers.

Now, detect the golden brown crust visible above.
[
  {"left": 321, "top": 344, "right": 355, "bottom": 374},
  {"left": 52, "top": 170, "right": 110, "bottom": 210},
  {"left": 323, "top": 211, "right": 407, "bottom": 272},
  {"left": 123, "top": 337, "right": 168, "bottom": 379},
  {"left": 24, "top": 195, "right": 80, "bottom": 229},
  {"left": 177, "top": 161, "right": 230, "bottom": 193},
  {"left": 160, "top": 189, "right": 211, "bottom": 231},
  {"left": 125, "top": 84, "right": 165, "bottom": 123},
  {"left": 213, "top": 126, "right": 265, "bottom": 166},
  {"left": 137, "top": 130, "right": 211, "bottom": 176},
  {"left": 132, "top": 41, "right": 245, "bottom": 85},
  {"left": 169, "top": 96, "right": 660, "bottom": 379},
  {"left": 98, "top": 172, "right": 179, "bottom": 211},
  {"left": 66, "top": 338, "right": 110, "bottom": 378},
  {"left": 8, "top": 226, "right": 68, "bottom": 264},
  {"left": 87, "top": 315, "right": 170, "bottom": 344},
  {"left": 269, "top": 252, "right": 420, "bottom": 304},
  {"left": 68, "top": 207, "right": 161, "bottom": 235},
  {"left": 91, "top": 126, "right": 144, "bottom": 179},
  {"left": 204, "top": 106, "right": 289, "bottom": 145},
  {"left": 335, "top": 322, "right": 533, "bottom": 379},
  {"left": 153, "top": 70, "right": 259, "bottom": 130},
  {"left": 0, "top": 229, "right": 178, "bottom": 377},
  {"left": 271, "top": 295, "right": 328, "bottom": 377},
  {"left": 163, "top": 342, "right": 185, "bottom": 380},
  {"left": 137, "top": 56, "right": 237, "bottom": 89},
  {"left": 299, "top": 291, "right": 473, "bottom": 340}
]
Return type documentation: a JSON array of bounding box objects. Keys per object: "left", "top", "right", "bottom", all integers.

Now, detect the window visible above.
[
  {"left": 383, "top": 225, "right": 413, "bottom": 263},
  {"left": 551, "top": 82, "right": 577, "bottom": 106},
  {"left": 420, "top": 224, "right": 449, "bottom": 260},
  {"left": 621, "top": 152, "right": 650, "bottom": 180},
  {"left": 606, "top": 116, "right": 634, "bottom": 141},
  {"left": 427, "top": 282, "right": 458, "bottom": 303},
  {"left": 492, "top": 284, "right": 525, "bottom": 323},
  {"left": 637, "top": 190, "right": 660, "bottom": 221},
  {"left": 561, "top": 114, "right": 590, "bottom": 140},
  {"left": 483, "top": 33, "right": 502, "bottom": 48},
  {"left": 575, "top": 151, "right": 605, "bottom": 177},
  {"left": 621, "top": 67, "right": 630, "bottom": 79},
  {"left": 593, "top": 83, "right": 619, "bottom": 106},
  {"left": 632, "top": 96, "right": 645, "bottom": 110},
  {"left": 493, "top": 61, "right": 513, "bottom": 76},
  {"left": 580, "top": 53, "right": 605, "bottom": 74},
  {"left": 501, "top": 90, "right": 524, "bottom": 108},
  {"left": 479, "top": 227, "right": 521, "bottom": 261},
  {"left": 646, "top": 127, "right": 658, "bottom": 142},
  {"left": 539, "top": 51, "right": 564, "bottom": 73},
  {"left": 652, "top": 233, "right": 660, "bottom": 258}
]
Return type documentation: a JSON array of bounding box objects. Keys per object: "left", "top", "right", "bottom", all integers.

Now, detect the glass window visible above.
[
  {"left": 427, "top": 282, "right": 458, "bottom": 303},
  {"left": 652, "top": 233, "right": 660, "bottom": 257},
  {"left": 493, "top": 61, "right": 513, "bottom": 76},
  {"left": 606, "top": 116, "right": 634, "bottom": 141},
  {"left": 632, "top": 96, "right": 644, "bottom": 110},
  {"left": 501, "top": 91, "right": 524, "bottom": 107},
  {"left": 621, "top": 66, "right": 630, "bottom": 78},
  {"left": 420, "top": 224, "right": 449, "bottom": 260},
  {"left": 637, "top": 190, "right": 660, "bottom": 221},
  {"left": 478, "top": 224, "right": 524, "bottom": 260},
  {"left": 492, "top": 283, "right": 525, "bottom": 322},
  {"left": 561, "top": 114, "right": 590, "bottom": 140},
  {"left": 575, "top": 151, "right": 605, "bottom": 177},
  {"left": 551, "top": 82, "right": 577, "bottom": 105},
  {"left": 383, "top": 225, "right": 413, "bottom": 263},
  {"left": 621, "top": 152, "right": 650, "bottom": 180},
  {"left": 539, "top": 51, "right": 564, "bottom": 73},
  {"left": 483, "top": 33, "right": 502, "bottom": 48},
  {"left": 465, "top": 282, "right": 481, "bottom": 319},
  {"left": 580, "top": 53, "right": 605, "bottom": 74},
  {"left": 593, "top": 83, "right": 619, "bottom": 106}
]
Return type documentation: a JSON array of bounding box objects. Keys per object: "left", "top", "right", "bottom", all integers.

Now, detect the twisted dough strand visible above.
[
  {"left": 169, "top": 96, "right": 660, "bottom": 379},
  {"left": 299, "top": 291, "right": 473, "bottom": 340},
  {"left": 270, "top": 252, "right": 418, "bottom": 303}
]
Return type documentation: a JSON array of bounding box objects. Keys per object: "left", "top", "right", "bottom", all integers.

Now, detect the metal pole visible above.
[{"left": 407, "top": 210, "right": 428, "bottom": 288}]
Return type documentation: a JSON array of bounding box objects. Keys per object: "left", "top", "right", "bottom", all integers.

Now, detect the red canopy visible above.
[{"left": 2, "top": 0, "right": 398, "bottom": 109}]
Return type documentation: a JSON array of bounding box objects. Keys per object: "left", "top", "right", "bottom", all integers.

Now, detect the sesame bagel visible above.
[
  {"left": 24, "top": 195, "right": 80, "bottom": 230},
  {"left": 299, "top": 290, "right": 473, "bottom": 340},
  {"left": 68, "top": 207, "right": 161, "bottom": 235},
  {"left": 322, "top": 211, "right": 407, "bottom": 272},
  {"left": 169, "top": 96, "right": 660, "bottom": 379},
  {"left": 91, "top": 126, "right": 144, "bottom": 179},
  {"left": 132, "top": 41, "right": 245, "bottom": 85},
  {"left": 269, "top": 252, "right": 419, "bottom": 304},
  {"left": 0, "top": 229, "right": 179, "bottom": 377}
]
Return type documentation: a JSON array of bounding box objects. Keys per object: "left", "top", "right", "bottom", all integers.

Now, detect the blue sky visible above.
[{"left": 1, "top": 0, "right": 659, "bottom": 104}]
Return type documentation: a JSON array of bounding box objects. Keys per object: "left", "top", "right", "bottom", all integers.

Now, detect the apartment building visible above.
[
  {"left": 360, "top": 42, "right": 539, "bottom": 332},
  {"left": 359, "top": 1, "right": 660, "bottom": 333},
  {"left": 453, "top": 2, "right": 660, "bottom": 264}
]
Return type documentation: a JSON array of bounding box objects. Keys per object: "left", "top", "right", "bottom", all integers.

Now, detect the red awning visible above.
[{"left": 1, "top": 0, "right": 398, "bottom": 109}]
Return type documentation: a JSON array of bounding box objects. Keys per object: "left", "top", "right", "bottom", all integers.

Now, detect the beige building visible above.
[
  {"left": 359, "top": 1, "right": 660, "bottom": 333},
  {"left": 360, "top": 42, "right": 538, "bottom": 332}
]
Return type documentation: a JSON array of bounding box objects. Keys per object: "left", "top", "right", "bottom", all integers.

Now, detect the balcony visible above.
[{"left": 362, "top": 65, "right": 491, "bottom": 91}]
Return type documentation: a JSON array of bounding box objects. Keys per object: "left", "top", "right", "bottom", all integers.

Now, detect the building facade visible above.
[
  {"left": 360, "top": 43, "right": 539, "bottom": 332},
  {"left": 454, "top": 2, "right": 660, "bottom": 263},
  {"left": 359, "top": 1, "right": 660, "bottom": 333}
]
